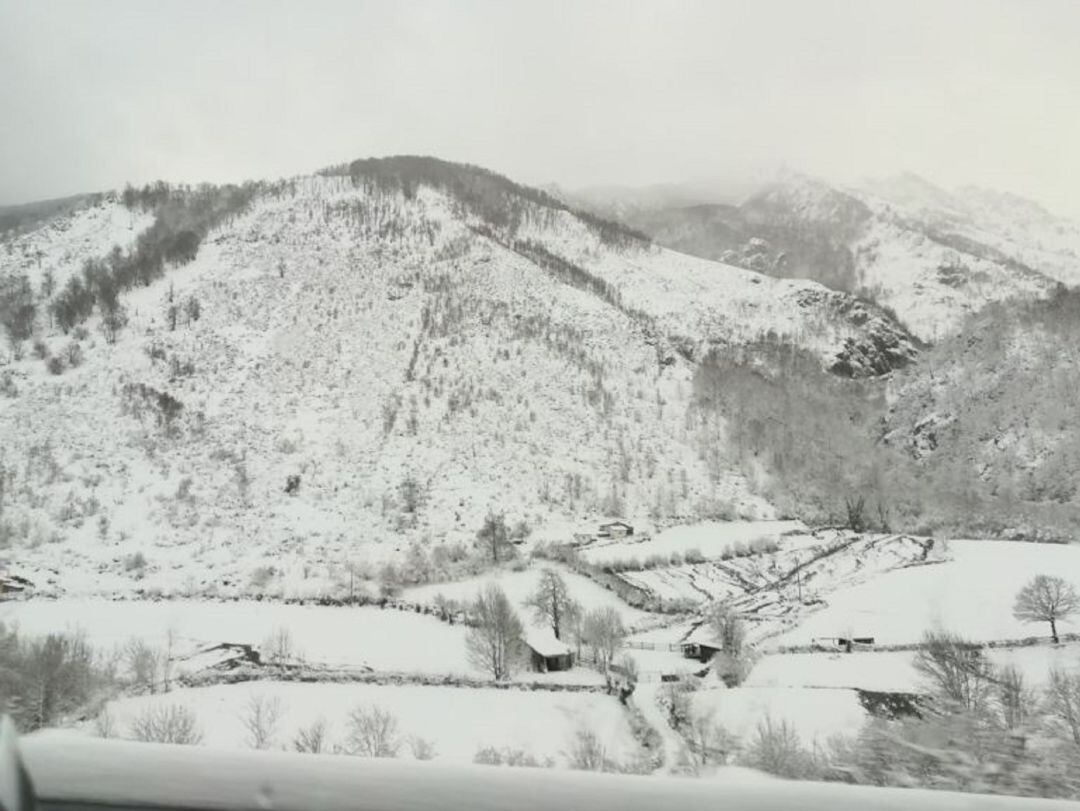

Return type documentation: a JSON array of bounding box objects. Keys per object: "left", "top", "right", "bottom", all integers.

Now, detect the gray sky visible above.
[{"left": 2, "top": 0, "right": 1079, "bottom": 217}]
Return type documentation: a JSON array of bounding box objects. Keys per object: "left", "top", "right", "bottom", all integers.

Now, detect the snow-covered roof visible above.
[
  {"left": 683, "top": 625, "right": 723, "bottom": 648},
  {"left": 523, "top": 627, "right": 572, "bottom": 657}
]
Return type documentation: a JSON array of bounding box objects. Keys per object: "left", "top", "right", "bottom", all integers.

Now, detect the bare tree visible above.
[
  {"left": 465, "top": 584, "right": 523, "bottom": 681},
  {"left": 346, "top": 705, "right": 401, "bottom": 757},
  {"left": 581, "top": 606, "right": 625, "bottom": 671},
  {"left": 476, "top": 511, "right": 510, "bottom": 564},
  {"left": 913, "top": 630, "right": 994, "bottom": 713},
  {"left": 129, "top": 703, "right": 203, "bottom": 745},
  {"left": 241, "top": 693, "right": 283, "bottom": 749},
  {"left": 1045, "top": 668, "right": 1080, "bottom": 745},
  {"left": 261, "top": 627, "right": 295, "bottom": 667},
  {"left": 124, "top": 638, "right": 161, "bottom": 693},
  {"left": 525, "top": 568, "right": 579, "bottom": 640},
  {"left": 705, "top": 602, "right": 754, "bottom": 685},
  {"left": 293, "top": 717, "right": 330, "bottom": 754},
  {"left": 684, "top": 709, "right": 738, "bottom": 766},
  {"left": 1014, "top": 575, "right": 1079, "bottom": 644},
  {"left": 995, "top": 663, "right": 1038, "bottom": 731}
]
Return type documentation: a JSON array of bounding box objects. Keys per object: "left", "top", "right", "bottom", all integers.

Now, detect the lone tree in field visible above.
[
  {"left": 580, "top": 606, "right": 626, "bottom": 672},
  {"left": 706, "top": 602, "right": 753, "bottom": 686},
  {"left": 525, "top": 568, "right": 579, "bottom": 640},
  {"left": 476, "top": 511, "right": 511, "bottom": 564},
  {"left": 466, "top": 584, "right": 524, "bottom": 681},
  {"left": 1013, "top": 574, "right": 1079, "bottom": 644}
]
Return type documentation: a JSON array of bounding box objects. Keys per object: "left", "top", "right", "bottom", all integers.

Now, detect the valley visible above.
[{"left": 2, "top": 156, "right": 1080, "bottom": 794}]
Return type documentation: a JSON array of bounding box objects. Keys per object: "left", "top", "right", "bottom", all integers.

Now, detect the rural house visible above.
[
  {"left": 523, "top": 628, "right": 575, "bottom": 672},
  {"left": 598, "top": 520, "right": 634, "bottom": 539}
]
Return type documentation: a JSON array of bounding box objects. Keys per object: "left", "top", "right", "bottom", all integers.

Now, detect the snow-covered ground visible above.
[
  {"left": 402, "top": 562, "right": 649, "bottom": 627},
  {"left": 580, "top": 520, "right": 804, "bottom": 565},
  {"left": 0, "top": 195, "right": 154, "bottom": 294},
  {"left": 613, "top": 532, "right": 936, "bottom": 620},
  {"left": 90, "top": 681, "right": 641, "bottom": 766},
  {"left": 690, "top": 685, "right": 866, "bottom": 747},
  {"left": 769, "top": 540, "right": 1080, "bottom": 647},
  {"left": 0, "top": 599, "right": 475, "bottom": 674},
  {"left": 748, "top": 643, "right": 1080, "bottom": 693}
]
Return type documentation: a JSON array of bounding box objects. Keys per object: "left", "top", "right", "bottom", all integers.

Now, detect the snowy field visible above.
[
  {"left": 580, "top": 521, "right": 804, "bottom": 564},
  {"left": 615, "top": 532, "right": 935, "bottom": 611},
  {"left": 0, "top": 599, "right": 475, "bottom": 674},
  {"left": 769, "top": 540, "right": 1080, "bottom": 647},
  {"left": 690, "top": 686, "right": 866, "bottom": 747},
  {"left": 747, "top": 643, "right": 1080, "bottom": 693},
  {"left": 402, "top": 563, "right": 650, "bottom": 627},
  {"left": 91, "top": 681, "right": 641, "bottom": 767}
]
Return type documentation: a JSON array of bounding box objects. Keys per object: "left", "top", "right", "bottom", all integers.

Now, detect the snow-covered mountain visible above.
[
  {"left": 576, "top": 172, "right": 1080, "bottom": 342},
  {"left": 0, "top": 157, "right": 918, "bottom": 596}
]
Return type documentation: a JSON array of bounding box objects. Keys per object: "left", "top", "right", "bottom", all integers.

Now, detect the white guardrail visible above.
[{"left": 4, "top": 717, "right": 1079, "bottom": 811}]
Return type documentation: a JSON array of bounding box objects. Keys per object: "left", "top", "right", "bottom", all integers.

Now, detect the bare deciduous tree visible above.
[
  {"left": 1045, "top": 668, "right": 1080, "bottom": 745},
  {"left": 476, "top": 511, "right": 510, "bottom": 564},
  {"left": 465, "top": 584, "right": 523, "bottom": 681},
  {"left": 525, "top": 568, "right": 579, "bottom": 640},
  {"left": 684, "top": 709, "right": 738, "bottom": 766},
  {"left": 346, "top": 704, "right": 401, "bottom": 757},
  {"left": 705, "top": 602, "right": 754, "bottom": 685},
  {"left": 124, "top": 638, "right": 161, "bottom": 693},
  {"left": 241, "top": 693, "right": 283, "bottom": 749},
  {"left": 261, "top": 627, "right": 295, "bottom": 667},
  {"left": 129, "top": 703, "right": 203, "bottom": 745},
  {"left": 913, "top": 631, "right": 994, "bottom": 713},
  {"left": 995, "top": 664, "right": 1038, "bottom": 731},
  {"left": 581, "top": 606, "right": 625, "bottom": 671},
  {"left": 1014, "top": 575, "right": 1079, "bottom": 644}
]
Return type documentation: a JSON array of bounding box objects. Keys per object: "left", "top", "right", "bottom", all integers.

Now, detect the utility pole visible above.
[{"left": 795, "top": 553, "right": 803, "bottom": 604}]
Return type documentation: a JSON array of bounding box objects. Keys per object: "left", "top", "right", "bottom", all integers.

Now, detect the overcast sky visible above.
[{"left": 2, "top": 0, "right": 1079, "bottom": 217}]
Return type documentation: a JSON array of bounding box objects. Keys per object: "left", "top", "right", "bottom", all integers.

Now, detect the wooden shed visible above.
[
  {"left": 598, "top": 520, "right": 634, "bottom": 539},
  {"left": 523, "top": 628, "right": 575, "bottom": 672}
]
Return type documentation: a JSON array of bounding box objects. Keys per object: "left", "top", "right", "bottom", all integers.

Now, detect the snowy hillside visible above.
[
  {"left": 577, "top": 171, "right": 1078, "bottom": 342},
  {"left": 0, "top": 158, "right": 919, "bottom": 598}
]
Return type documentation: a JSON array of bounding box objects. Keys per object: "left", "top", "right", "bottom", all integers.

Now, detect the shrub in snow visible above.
[
  {"left": 346, "top": 704, "right": 401, "bottom": 758},
  {"left": 292, "top": 717, "right": 330, "bottom": 754},
  {"left": 64, "top": 341, "right": 83, "bottom": 367},
  {"left": 31, "top": 339, "right": 49, "bottom": 360},
  {"left": 408, "top": 735, "right": 437, "bottom": 760},
  {"left": 565, "top": 727, "right": 618, "bottom": 772},
  {"left": 249, "top": 565, "right": 276, "bottom": 590},
  {"left": 45, "top": 355, "right": 65, "bottom": 375},
  {"left": 128, "top": 703, "right": 203, "bottom": 745},
  {"left": 737, "top": 716, "right": 818, "bottom": 780},
  {"left": 473, "top": 746, "right": 550, "bottom": 768},
  {"left": 124, "top": 552, "right": 147, "bottom": 576}
]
